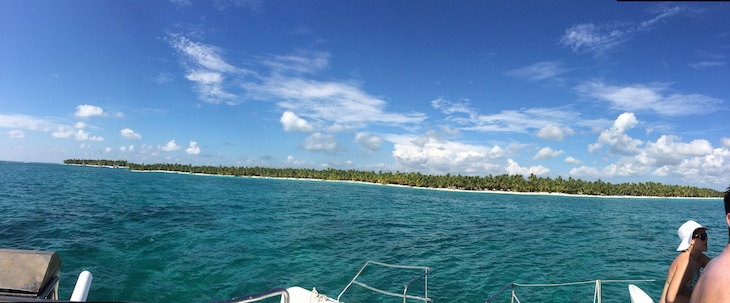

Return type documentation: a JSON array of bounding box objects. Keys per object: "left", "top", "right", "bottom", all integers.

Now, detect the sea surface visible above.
[{"left": 0, "top": 161, "right": 724, "bottom": 303}]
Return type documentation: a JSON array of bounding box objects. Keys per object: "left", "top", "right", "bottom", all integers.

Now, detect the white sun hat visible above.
[{"left": 676, "top": 220, "right": 709, "bottom": 251}]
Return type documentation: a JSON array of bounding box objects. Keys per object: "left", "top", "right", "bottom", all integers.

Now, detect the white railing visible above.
[{"left": 485, "top": 279, "right": 655, "bottom": 303}]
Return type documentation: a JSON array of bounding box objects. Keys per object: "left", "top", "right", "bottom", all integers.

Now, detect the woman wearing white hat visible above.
[{"left": 659, "top": 220, "right": 712, "bottom": 303}]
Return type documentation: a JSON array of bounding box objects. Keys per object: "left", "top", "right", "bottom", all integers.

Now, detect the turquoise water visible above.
[{"left": 0, "top": 161, "right": 724, "bottom": 303}]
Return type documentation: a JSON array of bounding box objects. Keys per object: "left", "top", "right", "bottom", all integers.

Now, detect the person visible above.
[
  {"left": 659, "top": 220, "right": 712, "bottom": 303},
  {"left": 689, "top": 186, "right": 730, "bottom": 303}
]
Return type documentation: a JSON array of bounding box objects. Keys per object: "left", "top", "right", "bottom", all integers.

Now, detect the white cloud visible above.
[
  {"left": 488, "top": 145, "right": 507, "bottom": 158},
  {"left": 0, "top": 114, "right": 56, "bottom": 131},
  {"left": 8, "top": 130, "right": 24, "bottom": 138},
  {"left": 688, "top": 61, "right": 725, "bottom": 69},
  {"left": 575, "top": 80, "right": 722, "bottom": 117},
  {"left": 261, "top": 51, "right": 330, "bottom": 75},
  {"left": 354, "top": 132, "right": 382, "bottom": 151},
  {"left": 588, "top": 112, "right": 643, "bottom": 155},
  {"left": 286, "top": 155, "right": 314, "bottom": 166},
  {"left": 565, "top": 156, "right": 582, "bottom": 165},
  {"left": 571, "top": 137, "right": 730, "bottom": 189},
  {"left": 437, "top": 104, "right": 582, "bottom": 135},
  {"left": 722, "top": 137, "right": 730, "bottom": 148},
  {"left": 74, "top": 105, "right": 104, "bottom": 118},
  {"left": 505, "top": 159, "right": 549, "bottom": 176},
  {"left": 104, "top": 147, "right": 112, "bottom": 153},
  {"left": 186, "top": 141, "right": 201, "bottom": 155},
  {"left": 74, "top": 130, "right": 104, "bottom": 142},
  {"left": 80, "top": 143, "right": 90, "bottom": 149},
  {"left": 74, "top": 122, "right": 86, "bottom": 129},
  {"left": 534, "top": 147, "right": 564, "bottom": 160},
  {"left": 280, "top": 111, "right": 314, "bottom": 132},
  {"left": 120, "top": 146, "right": 127, "bottom": 152},
  {"left": 160, "top": 140, "right": 181, "bottom": 151},
  {"left": 432, "top": 97, "right": 477, "bottom": 116},
  {"left": 154, "top": 72, "right": 174, "bottom": 84},
  {"left": 506, "top": 61, "right": 569, "bottom": 81},
  {"left": 388, "top": 134, "right": 504, "bottom": 176},
  {"left": 168, "top": 34, "right": 245, "bottom": 104},
  {"left": 120, "top": 128, "right": 142, "bottom": 139},
  {"left": 303, "top": 133, "right": 342, "bottom": 153},
  {"left": 560, "top": 6, "right": 680, "bottom": 56},
  {"left": 636, "top": 135, "right": 713, "bottom": 167},
  {"left": 169, "top": 35, "right": 425, "bottom": 127},
  {"left": 536, "top": 124, "right": 574, "bottom": 141},
  {"left": 265, "top": 77, "right": 427, "bottom": 128},
  {"left": 128, "top": 145, "right": 135, "bottom": 152},
  {"left": 52, "top": 126, "right": 74, "bottom": 138},
  {"left": 569, "top": 166, "right": 600, "bottom": 178}
]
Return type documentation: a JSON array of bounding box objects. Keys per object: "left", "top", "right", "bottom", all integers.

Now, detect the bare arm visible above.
[{"left": 666, "top": 255, "right": 690, "bottom": 303}]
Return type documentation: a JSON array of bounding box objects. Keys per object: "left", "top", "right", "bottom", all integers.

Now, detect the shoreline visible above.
[{"left": 129, "top": 169, "right": 722, "bottom": 200}]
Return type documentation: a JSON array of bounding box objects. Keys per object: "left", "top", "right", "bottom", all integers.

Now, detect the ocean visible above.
[{"left": 0, "top": 161, "right": 724, "bottom": 303}]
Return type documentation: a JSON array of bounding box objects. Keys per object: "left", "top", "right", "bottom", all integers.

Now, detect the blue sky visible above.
[{"left": 1, "top": 1, "right": 729, "bottom": 190}]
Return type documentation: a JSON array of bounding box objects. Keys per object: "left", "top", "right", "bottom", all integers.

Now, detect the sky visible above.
[{"left": 1, "top": 1, "right": 729, "bottom": 190}]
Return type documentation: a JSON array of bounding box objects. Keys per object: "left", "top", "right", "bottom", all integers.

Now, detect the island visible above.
[{"left": 63, "top": 159, "right": 723, "bottom": 198}]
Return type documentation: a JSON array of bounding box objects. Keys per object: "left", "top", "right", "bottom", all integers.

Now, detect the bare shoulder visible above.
[
  {"left": 703, "top": 252, "right": 730, "bottom": 278},
  {"left": 692, "top": 251, "right": 730, "bottom": 303}
]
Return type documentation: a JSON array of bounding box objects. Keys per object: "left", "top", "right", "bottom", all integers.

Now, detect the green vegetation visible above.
[
  {"left": 64, "top": 159, "right": 128, "bottom": 167},
  {"left": 63, "top": 159, "right": 723, "bottom": 198}
]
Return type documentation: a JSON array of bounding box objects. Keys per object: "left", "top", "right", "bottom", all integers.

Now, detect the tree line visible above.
[
  {"left": 64, "top": 158, "right": 128, "bottom": 167},
  {"left": 63, "top": 159, "right": 723, "bottom": 198}
]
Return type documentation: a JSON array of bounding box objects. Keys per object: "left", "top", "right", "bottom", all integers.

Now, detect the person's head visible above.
[{"left": 677, "top": 220, "right": 709, "bottom": 252}]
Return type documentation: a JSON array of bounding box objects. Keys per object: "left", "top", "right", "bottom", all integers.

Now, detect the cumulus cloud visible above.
[
  {"left": 104, "top": 147, "right": 112, "bottom": 153},
  {"left": 286, "top": 155, "right": 315, "bottom": 166},
  {"left": 52, "top": 126, "right": 74, "bottom": 138},
  {"left": 505, "top": 159, "right": 549, "bottom": 176},
  {"left": 722, "top": 137, "right": 730, "bottom": 149},
  {"left": 565, "top": 156, "right": 582, "bottom": 165},
  {"left": 74, "top": 122, "right": 86, "bottom": 129},
  {"left": 536, "top": 124, "right": 574, "bottom": 141},
  {"left": 75, "top": 105, "right": 104, "bottom": 118},
  {"left": 280, "top": 111, "right": 315, "bottom": 132},
  {"left": 388, "top": 134, "right": 504, "bottom": 176},
  {"left": 534, "top": 147, "right": 564, "bottom": 160},
  {"left": 569, "top": 166, "right": 600, "bottom": 178},
  {"left": 160, "top": 140, "right": 181, "bottom": 151},
  {"left": 488, "top": 145, "right": 507, "bottom": 158},
  {"left": 571, "top": 134, "right": 730, "bottom": 188},
  {"left": 120, "top": 128, "right": 142, "bottom": 139},
  {"left": 57, "top": 127, "right": 104, "bottom": 141},
  {"left": 186, "top": 141, "right": 201, "bottom": 155},
  {"left": 575, "top": 80, "right": 722, "bottom": 117},
  {"left": 8, "top": 130, "right": 24, "bottom": 138},
  {"left": 506, "top": 61, "right": 569, "bottom": 81},
  {"left": 354, "top": 132, "right": 382, "bottom": 151},
  {"left": 588, "top": 112, "right": 643, "bottom": 155},
  {"left": 303, "top": 133, "right": 342, "bottom": 153},
  {"left": 636, "top": 135, "right": 713, "bottom": 167}
]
